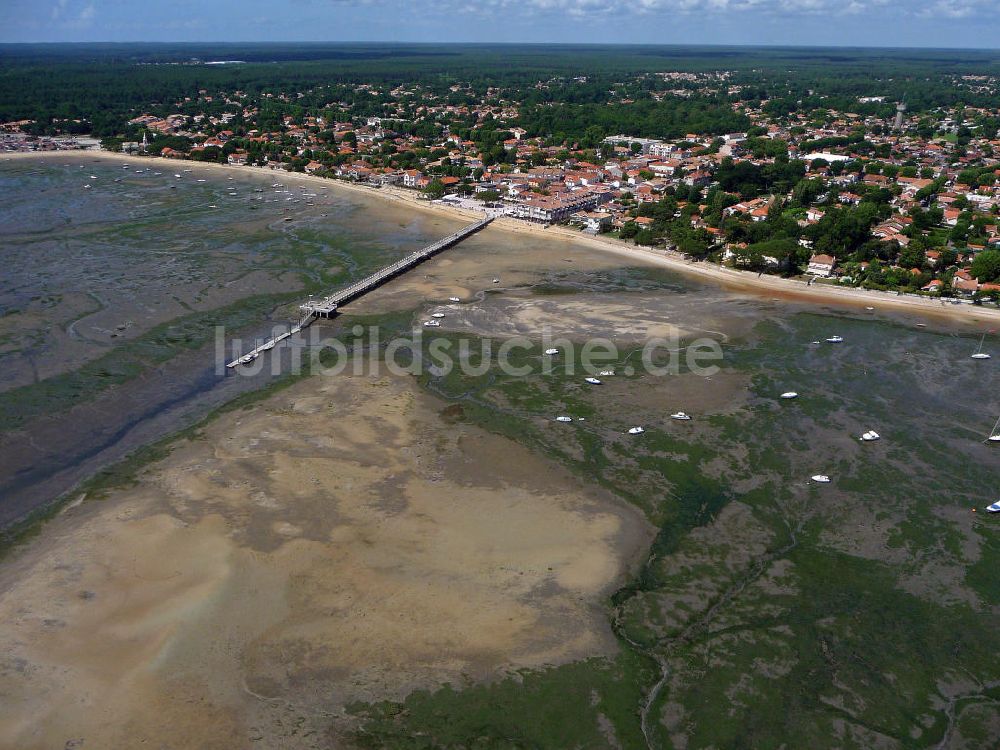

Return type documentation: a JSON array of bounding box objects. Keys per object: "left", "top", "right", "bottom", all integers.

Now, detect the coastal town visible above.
[
  {"left": 5, "top": 68, "right": 1000, "bottom": 300},
  {"left": 4, "top": 35, "right": 1000, "bottom": 750}
]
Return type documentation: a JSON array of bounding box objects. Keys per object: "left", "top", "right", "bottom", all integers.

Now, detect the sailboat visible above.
[
  {"left": 971, "top": 332, "right": 991, "bottom": 360},
  {"left": 986, "top": 415, "right": 1000, "bottom": 443}
]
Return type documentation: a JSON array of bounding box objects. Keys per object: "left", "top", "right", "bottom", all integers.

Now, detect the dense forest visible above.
[{"left": 2, "top": 43, "right": 1000, "bottom": 138}]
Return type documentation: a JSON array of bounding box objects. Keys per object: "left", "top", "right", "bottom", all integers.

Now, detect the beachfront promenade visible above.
[{"left": 226, "top": 216, "right": 492, "bottom": 368}]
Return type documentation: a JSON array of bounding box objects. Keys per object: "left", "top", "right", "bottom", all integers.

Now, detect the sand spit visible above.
[{"left": 0, "top": 368, "right": 651, "bottom": 749}]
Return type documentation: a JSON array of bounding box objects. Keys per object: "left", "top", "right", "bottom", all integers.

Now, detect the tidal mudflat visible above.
[
  {"left": 1, "top": 155, "right": 999, "bottom": 750},
  {"left": 0, "top": 153, "right": 466, "bottom": 525}
]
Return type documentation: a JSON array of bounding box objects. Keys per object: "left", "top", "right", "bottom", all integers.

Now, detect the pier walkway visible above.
[
  {"left": 226, "top": 216, "right": 492, "bottom": 368},
  {"left": 300, "top": 216, "right": 492, "bottom": 318}
]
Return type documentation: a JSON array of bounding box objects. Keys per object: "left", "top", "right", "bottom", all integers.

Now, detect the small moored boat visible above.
[
  {"left": 986, "top": 415, "right": 1000, "bottom": 443},
  {"left": 555, "top": 416, "right": 573, "bottom": 423},
  {"left": 780, "top": 392, "right": 798, "bottom": 399},
  {"left": 423, "top": 320, "right": 441, "bottom": 327},
  {"left": 448, "top": 297, "right": 461, "bottom": 303},
  {"left": 671, "top": 412, "right": 691, "bottom": 421},
  {"left": 860, "top": 430, "right": 880, "bottom": 441},
  {"left": 811, "top": 474, "right": 831, "bottom": 483},
  {"left": 987, "top": 501, "right": 1000, "bottom": 513},
  {"left": 971, "top": 333, "right": 991, "bottom": 360},
  {"left": 544, "top": 348, "right": 559, "bottom": 355},
  {"left": 627, "top": 426, "right": 645, "bottom": 434},
  {"left": 431, "top": 312, "right": 445, "bottom": 318},
  {"left": 826, "top": 336, "right": 844, "bottom": 343},
  {"left": 584, "top": 377, "right": 602, "bottom": 385}
]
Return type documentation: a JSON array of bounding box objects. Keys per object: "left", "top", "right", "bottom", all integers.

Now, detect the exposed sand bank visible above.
[{"left": 0, "top": 367, "right": 652, "bottom": 749}]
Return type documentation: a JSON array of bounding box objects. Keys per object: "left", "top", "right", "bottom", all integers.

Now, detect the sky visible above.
[{"left": 3, "top": 0, "right": 1000, "bottom": 49}]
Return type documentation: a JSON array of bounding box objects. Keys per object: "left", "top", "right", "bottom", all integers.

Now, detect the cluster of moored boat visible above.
[
  {"left": 550, "top": 328, "right": 998, "bottom": 514},
  {"left": 546, "top": 349, "right": 692, "bottom": 434},
  {"left": 807, "top": 332, "right": 998, "bottom": 515}
]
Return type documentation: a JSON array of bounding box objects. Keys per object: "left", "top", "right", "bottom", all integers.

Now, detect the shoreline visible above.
[{"left": 6, "top": 149, "right": 1000, "bottom": 325}]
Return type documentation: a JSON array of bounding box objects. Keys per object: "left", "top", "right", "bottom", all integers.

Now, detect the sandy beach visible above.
[{"left": 9, "top": 149, "right": 999, "bottom": 326}]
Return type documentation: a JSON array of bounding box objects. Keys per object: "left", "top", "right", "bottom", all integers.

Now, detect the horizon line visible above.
[{"left": 2, "top": 40, "right": 1000, "bottom": 53}]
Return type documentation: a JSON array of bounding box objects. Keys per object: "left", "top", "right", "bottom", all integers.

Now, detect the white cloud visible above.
[
  {"left": 372, "top": 0, "right": 998, "bottom": 20},
  {"left": 51, "top": 0, "right": 96, "bottom": 26}
]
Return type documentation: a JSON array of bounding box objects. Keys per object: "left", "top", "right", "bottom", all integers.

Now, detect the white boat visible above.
[
  {"left": 811, "top": 475, "right": 831, "bottom": 483},
  {"left": 83, "top": 184, "right": 91, "bottom": 189},
  {"left": 670, "top": 412, "right": 691, "bottom": 421},
  {"left": 183, "top": 169, "right": 192, "bottom": 172},
  {"left": 599, "top": 370, "right": 615, "bottom": 376},
  {"left": 585, "top": 377, "right": 602, "bottom": 385},
  {"left": 544, "top": 348, "right": 560, "bottom": 355},
  {"left": 826, "top": 336, "right": 844, "bottom": 343},
  {"left": 971, "top": 333, "right": 991, "bottom": 359},
  {"left": 448, "top": 297, "right": 461, "bottom": 303},
  {"left": 555, "top": 416, "right": 573, "bottom": 423},
  {"left": 197, "top": 178, "right": 206, "bottom": 182},
  {"left": 780, "top": 392, "right": 798, "bottom": 399},
  {"left": 431, "top": 312, "right": 445, "bottom": 318},
  {"left": 423, "top": 320, "right": 441, "bottom": 327},
  {"left": 987, "top": 501, "right": 1000, "bottom": 513},
  {"left": 986, "top": 415, "right": 1000, "bottom": 443},
  {"left": 174, "top": 174, "right": 182, "bottom": 178},
  {"left": 89, "top": 175, "right": 97, "bottom": 179},
  {"left": 860, "top": 430, "right": 880, "bottom": 441},
  {"left": 627, "top": 426, "right": 645, "bottom": 434},
  {"left": 865, "top": 306, "right": 874, "bottom": 310},
  {"left": 492, "top": 278, "right": 500, "bottom": 284}
]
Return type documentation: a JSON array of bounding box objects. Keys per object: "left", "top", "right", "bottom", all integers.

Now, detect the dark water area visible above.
[{"left": 0, "top": 154, "right": 463, "bottom": 529}]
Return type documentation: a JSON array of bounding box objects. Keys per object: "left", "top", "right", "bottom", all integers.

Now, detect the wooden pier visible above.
[
  {"left": 227, "top": 216, "right": 492, "bottom": 368},
  {"left": 300, "top": 216, "right": 492, "bottom": 318}
]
